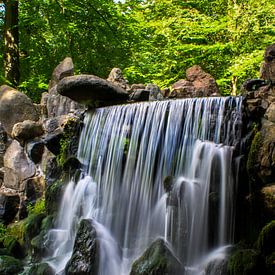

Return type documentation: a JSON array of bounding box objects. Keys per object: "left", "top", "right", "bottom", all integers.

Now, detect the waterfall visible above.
[{"left": 46, "top": 97, "right": 242, "bottom": 275}]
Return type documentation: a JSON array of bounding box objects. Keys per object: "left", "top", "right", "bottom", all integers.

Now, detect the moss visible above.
[
  {"left": 256, "top": 220, "right": 275, "bottom": 256},
  {"left": 2, "top": 236, "right": 24, "bottom": 259},
  {"left": 27, "top": 198, "right": 45, "bottom": 216},
  {"left": 246, "top": 131, "right": 262, "bottom": 183},
  {"left": 6, "top": 221, "right": 25, "bottom": 245},
  {"left": 0, "top": 255, "right": 23, "bottom": 275},
  {"left": 45, "top": 180, "right": 64, "bottom": 215},
  {"left": 266, "top": 252, "right": 275, "bottom": 274},
  {"left": 228, "top": 248, "right": 266, "bottom": 275},
  {"left": 26, "top": 263, "right": 54, "bottom": 275}
]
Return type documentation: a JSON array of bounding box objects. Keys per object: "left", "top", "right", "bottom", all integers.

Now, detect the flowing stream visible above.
[{"left": 46, "top": 97, "right": 242, "bottom": 274}]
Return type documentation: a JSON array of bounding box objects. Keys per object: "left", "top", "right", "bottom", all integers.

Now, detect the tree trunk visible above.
[{"left": 3, "top": 0, "right": 19, "bottom": 85}]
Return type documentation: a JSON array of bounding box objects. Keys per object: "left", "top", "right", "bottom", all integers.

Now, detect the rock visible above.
[
  {"left": 66, "top": 219, "right": 99, "bottom": 275},
  {"left": 3, "top": 236, "right": 24, "bottom": 259},
  {"left": 265, "top": 102, "right": 275, "bottom": 123},
  {"left": 227, "top": 249, "right": 266, "bottom": 275},
  {"left": 242, "top": 79, "right": 270, "bottom": 92},
  {"left": 4, "top": 140, "right": 36, "bottom": 183},
  {"left": 50, "top": 57, "right": 74, "bottom": 87},
  {"left": 0, "top": 123, "right": 8, "bottom": 167},
  {"left": 130, "top": 238, "right": 182, "bottom": 275},
  {"left": 261, "top": 185, "right": 275, "bottom": 217},
  {"left": 46, "top": 85, "right": 83, "bottom": 118},
  {"left": 129, "top": 89, "right": 150, "bottom": 101},
  {"left": 130, "top": 84, "right": 146, "bottom": 90},
  {"left": 45, "top": 180, "right": 64, "bottom": 215},
  {"left": 256, "top": 220, "right": 275, "bottom": 256},
  {"left": 24, "top": 213, "right": 46, "bottom": 245},
  {"left": 107, "top": 68, "right": 130, "bottom": 90},
  {"left": 26, "top": 140, "right": 44, "bottom": 164},
  {"left": 146, "top": 84, "right": 163, "bottom": 101},
  {"left": 57, "top": 74, "right": 129, "bottom": 107},
  {"left": 22, "top": 176, "right": 45, "bottom": 202},
  {"left": 260, "top": 44, "right": 275, "bottom": 81},
  {"left": 161, "top": 88, "right": 170, "bottom": 97},
  {"left": 171, "top": 79, "right": 195, "bottom": 98},
  {"left": 0, "top": 85, "right": 39, "bottom": 135},
  {"left": 26, "top": 263, "right": 54, "bottom": 275},
  {"left": 186, "top": 65, "right": 220, "bottom": 96},
  {"left": 0, "top": 193, "right": 20, "bottom": 224},
  {"left": 11, "top": 120, "right": 44, "bottom": 144},
  {"left": 2, "top": 167, "right": 19, "bottom": 190},
  {"left": 44, "top": 156, "right": 62, "bottom": 186},
  {"left": 43, "top": 129, "right": 64, "bottom": 155},
  {"left": 0, "top": 255, "right": 23, "bottom": 275}
]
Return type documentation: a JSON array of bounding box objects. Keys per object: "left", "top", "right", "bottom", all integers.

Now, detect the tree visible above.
[{"left": 2, "top": 0, "right": 19, "bottom": 85}]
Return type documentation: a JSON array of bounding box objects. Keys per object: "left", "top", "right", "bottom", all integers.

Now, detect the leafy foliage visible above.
[{"left": 0, "top": 0, "right": 274, "bottom": 99}]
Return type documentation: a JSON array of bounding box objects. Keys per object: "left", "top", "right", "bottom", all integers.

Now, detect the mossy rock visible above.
[
  {"left": 256, "top": 220, "right": 275, "bottom": 256},
  {"left": 227, "top": 248, "right": 266, "bottom": 275},
  {"left": 24, "top": 262, "right": 54, "bottom": 275},
  {"left": 40, "top": 214, "right": 56, "bottom": 232},
  {"left": 24, "top": 213, "right": 46, "bottom": 245},
  {"left": 45, "top": 180, "right": 65, "bottom": 215},
  {"left": 130, "top": 238, "right": 182, "bottom": 275},
  {"left": 0, "top": 255, "right": 23, "bottom": 275},
  {"left": 6, "top": 221, "right": 25, "bottom": 245},
  {"left": 266, "top": 252, "right": 275, "bottom": 274},
  {"left": 3, "top": 236, "right": 24, "bottom": 259},
  {"left": 0, "top": 248, "right": 10, "bottom": 256}
]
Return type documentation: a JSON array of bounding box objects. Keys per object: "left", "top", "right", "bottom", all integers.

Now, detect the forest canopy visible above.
[{"left": 0, "top": 0, "right": 274, "bottom": 101}]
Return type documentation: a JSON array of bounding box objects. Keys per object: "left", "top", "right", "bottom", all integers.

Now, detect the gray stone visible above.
[
  {"left": 265, "top": 102, "right": 275, "bottom": 123},
  {"left": 2, "top": 167, "right": 19, "bottom": 190},
  {"left": 50, "top": 57, "right": 74, "bottom": 88},
  {"left": 66, "top": 219, "right": 99, "bottom": 275},
  {"left": 11, "top": 120, "right": 44, "bottom": 144},
  {"left": 0, "top": 85, "right": 39, "bottom": 135},
  {"left": 4, "top": 140, "right": 36, "bottom": 183},
  {"left": 130, "top": 238, "right": 182, "bottom": 275},
  {"left": 26, "top": 140, "right": 44, "bottom": 164},
  {"left": 129, "top": 89, "right": 150, "bottom": 101},
  {"left": 107, "top": 67, "right": 130, "bottom": 90},
  {"left": 146, "top": 84, "right": 163, "bottom": 101},
  {"left": 57, "top": 74, "right": 129, "bottom": 107}
]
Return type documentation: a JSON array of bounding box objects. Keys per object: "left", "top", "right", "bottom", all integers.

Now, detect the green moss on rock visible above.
[
  {"left": 45, "top": 180, "right": 64, "bottom": 215},
  {"left": 227, "top": 248, "right": 266, "bottom": 275},
  {"left": 256, "top": 220, "right": 275, "bottom": 256},
  {"left": 0, "top": 255, "right": 23, "bottom": 275}
]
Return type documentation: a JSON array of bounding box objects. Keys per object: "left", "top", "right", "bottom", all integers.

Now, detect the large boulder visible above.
[
  {"left": 3, "top": 140, "right": 36, "bottom": 185},
  {"left": 57, "top": 74, "right": 129, "bottom": 107},
  {"left": 171, "top": 65, "right": 220, "bottom": 98},
  {"left": 260, "top": 44, "right": 275, "bottom": 81},
  {"left": 11, "top": 120, "right": 44, "bottom": 145},
  {"left": 130, "top": 238, "right": 182, "bottom": 275},
  {"left": 0, "top": 123, "right": 8, "bottom": 167},
  {"left": 0, "top": 85, "right": 39, "bottom": 135},
  {"left": 65, "top": 219, "right": 99, "bottom": 275}
]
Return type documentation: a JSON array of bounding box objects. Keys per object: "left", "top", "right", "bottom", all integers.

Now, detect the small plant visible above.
[{"left": 27, "top": 198, "right": 45, "bottom": 215}]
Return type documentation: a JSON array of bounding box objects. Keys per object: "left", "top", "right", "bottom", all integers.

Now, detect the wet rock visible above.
[
  {"left": 261, "top": 185, "right": 275, "bottom": 217},
  {"left": 3, "top": 140, "right": 36, "bottom": 183},
  {"left": 0, "top": 85, "right": 39, "bottom": 135},
  {"left": 130, "top": 238, "right": 182, "bottom": 275},
  {"left": 129, "top": 89, "right": 150, "bottom": 101},
  {"left": 11, "top": 120, "right": 44, "bottom": 145},
  {"left": 26, "top": 140, "right": 44, "bottom": 164},
  {"left": 22, "top": 176, "right": 45, "bottom": 202},
  {"left": 260, "top": 44, "right": 275, "bottom": 81},
  {"left": 163, "top": 176, "right": 175, "bottom": 193},
  {"left": 45, "top": 180, "right": 64, "bottom": 215},
  {"left": 3, "top": 236, "right": 24, "bottom": 259},
  {"left": 57, "top": 74, "right": 129, "bottom": 107},
  {"left": 242, "top": 79, "right": 270, "bottom": 92},
  {"left": 26, "top": 263, "right": 54, "bottom": 275},
  {"left": 0, "top": 123, "right": 8, "bottom": 167},
  {"left": 0, "top": 193, "right": 20, "bottom": 224},
  {"left": 0, "top": 255, "right": 23, "bottom": 275},
  {"left": 66, "top": 219, "right": 99, "bottom": 275},
  {"left": 44, "top": 156, "right": 62, "bottom": 186},
  {"left": 130, "top": 84, "right": 146, "bottom": 90},
  {"left": 146, "top": 84, "right": 163, "bottom": 101},
  {"left": 107, "top": 68, "right": 130, "bottom": 90}
]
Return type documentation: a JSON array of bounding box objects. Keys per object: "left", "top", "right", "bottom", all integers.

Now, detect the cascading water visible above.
[{"left": 45, "top": 97, "right": 242, "bottom": 275}]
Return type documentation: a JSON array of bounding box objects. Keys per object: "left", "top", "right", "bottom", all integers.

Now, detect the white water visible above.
[{"left": 46, "top": 97, "right": 242, "bottom": 274}]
